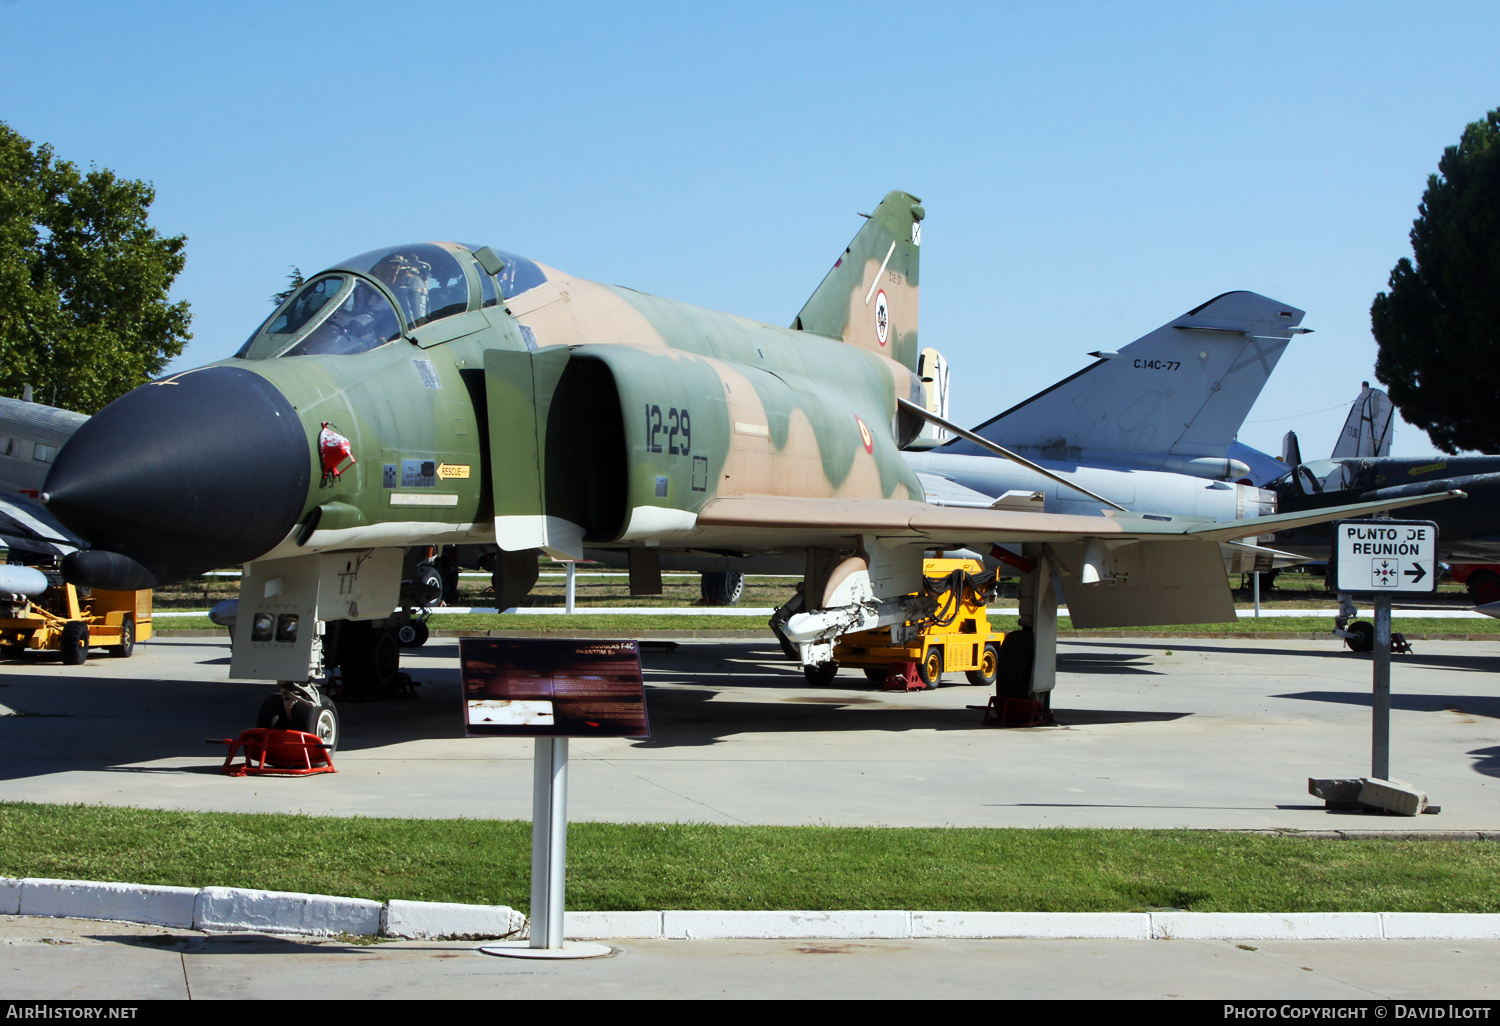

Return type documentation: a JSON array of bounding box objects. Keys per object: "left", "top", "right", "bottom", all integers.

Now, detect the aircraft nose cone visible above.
[{"left": 44, "top": 366, "right": 311, "bottom": 585}]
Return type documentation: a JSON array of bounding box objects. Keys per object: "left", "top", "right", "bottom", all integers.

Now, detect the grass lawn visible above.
[{"left": 0, "top": 803, "right": 1495, "bottom": 914}]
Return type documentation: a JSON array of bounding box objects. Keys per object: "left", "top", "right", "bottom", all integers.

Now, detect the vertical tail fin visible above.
[
  {"left": 792, "top": 190, "right": 924, "bottom": 371},
  {"left": 964, "top": 291, "right": 1305, "bottom": 459},
  {"left": 1330, "top": 382, "right": 1394, "bottom": 458}
]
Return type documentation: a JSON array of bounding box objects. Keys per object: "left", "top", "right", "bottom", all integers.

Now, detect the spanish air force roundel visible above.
[
  {"left": 856, "top": 415, "right": 874, "bottom": 454},
  {"left": 874, "top": 289, "right": 889, "bottom": 347}
]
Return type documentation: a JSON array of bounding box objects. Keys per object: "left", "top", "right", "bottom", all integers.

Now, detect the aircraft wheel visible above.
[
  {"left": 1467, "top": 571, "right": 1500, "bottom": 606},
  {"left": 1345, "top": 621, "right": 1375, "bottom": 653},
  {"left": 966, "top": 642, "right": 1000, "bottom": 686},
  {"left": 371, "top": 628, "right": 401, "bottom": 691},
  {"left": 917, "top": 648, "right": 943, "bottom": 689},
  {"left": 256, "top": 692, "right": 290, "bottom": 729},
  {"left": 397, "top": 620, "right": 429, "bottom": 647},
  {"left": 863, "top": 666, "right": 887, "bottom": 683},
  {"left": 803, "top": 661, "right": 839, "bottom": 686},
  {"left": 291, "top": 695, "right": 340, "bottom": 751},
  {"left": 59, "top": 622, "right": 88, "bottom": 665},
  {"left": 997, "top": 629, "right": 1036, "bottom": 699},
  {"left": 700, "top": 572, "right": 745, "bottom": 607},
  {"left": 109, "top": 614, "right": 135, "bottom": 658}
]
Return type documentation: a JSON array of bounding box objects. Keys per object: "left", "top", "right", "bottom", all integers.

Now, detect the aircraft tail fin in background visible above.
[
  {"left": 960, "top": 291, "right": 1306, "bottom": 459},
  {"left": 792, "top": 190, "right": 924, "bottom": 372},
  {"left": 1330, "top": 382, "right": 1394, "bottom": 458}
]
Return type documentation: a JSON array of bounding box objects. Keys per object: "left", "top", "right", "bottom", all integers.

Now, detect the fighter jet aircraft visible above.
[
  {"left": 906, "top": 290, "right": 1308, "bottom": 577},
  {"left": 0, "top": 396, "right": 88, "bottom": 564},
  {"left": 40, "top": 192, "right": 1457, "bottom": 748}
]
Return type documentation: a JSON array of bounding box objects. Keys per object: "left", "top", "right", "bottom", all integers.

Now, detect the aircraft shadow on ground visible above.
[
  {"left": 1272, "top": 689, "right": 1500, "bottom": 720},
  {"left": 1064, "top": 638, "right": 1500, "bottom": 672},
  {"left": 1467, "top": 745, "right": 1500, "bottom": 779},
  {"left": 1056, "top": 653, "right": 1161, "bottom": 675}
]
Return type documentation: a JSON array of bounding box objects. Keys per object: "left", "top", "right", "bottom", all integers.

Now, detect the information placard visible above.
[
  {"left": 1331, "top": 519, "right": 1438, "bottom": 595},
  {"left": 460, "top": 638, "right": 648, "bottom": 738}
]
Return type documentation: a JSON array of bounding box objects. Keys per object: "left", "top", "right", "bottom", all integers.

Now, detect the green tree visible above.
[
  {"left": 0, "top": 122, "right": 190, "bottom": 414},
  {"left": 1373, "top": 108, "right": 1500, "bottom": 454}
]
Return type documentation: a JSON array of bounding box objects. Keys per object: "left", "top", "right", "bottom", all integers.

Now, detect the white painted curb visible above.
[
  {"left": 194, "top": 886, "right": 382, "bottom": 937},
  {"left": 1382, "top": 913, "right": 1500, "bottom": 940},
  {"left": 5, "top": 878, "right": 1500, "bottom": 941},
  {"left": 912, "top": 911, "right": 1151, "bottom": 939},
  {"left": 18, "top": 878, "right": 197, "bottom": 928},
  {"left": 1150, "top": 912, "right": 1383, "bottom": 940},
  {"left": 384, "top": 899, "right": 524, "bottom": 940},
  {"left": 663, "top": 910, "right": 909, "bottom": 940},
  {"left": 0, "top": 878, "right": 20, "bottom": 916}
]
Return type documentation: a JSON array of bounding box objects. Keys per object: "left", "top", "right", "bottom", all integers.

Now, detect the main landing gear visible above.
[{"left": 258, "top": 681, "right": 340, "bottom": 751}]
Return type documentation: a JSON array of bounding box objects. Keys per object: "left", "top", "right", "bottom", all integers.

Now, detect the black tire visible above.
[
  {"left": 59, "top": 621, "right": 88, "bottom": 665},
  {"left": 109, "top": 614, "right": 135, "bottom": 658},
  {"left": 370, "top": 628, "right": 400, "bottom": 690},
  {"left": 803, "top": 661, "right": 839, "bottom": 686},
  {"left": 397, "top": 620, "right": 429, "bottom": 647},
  {"left": 863, "top": 666, "right": 888, "bottom": 683},
  {"left": 1467, "top": 571, "right": 1500, "bottom": 606},
  {"left": 435, "top": 556, "right": 460, "bottom": 606},
  {"left": 291, "top": 695, "right": 340, "bottom": 751},
  {"left": 966, "top": 642, "right": 1000, "bottom": 686},
  {"left": 1345, "top": 621, "right": 1375, "bottom": 653},
  {"left": 917, "top": 647, "right": 943, "bottom": 689},
  {"left": 700, "top": 572, "right": 745, "bottom": 607},
  {"left": 2, "top": 642, "right": 26, "bottom": 659},
  {"left": 256, "top": 692, "right": 291, "bottom": 729},
  {"left": 997, "top": 629, "right": 1036, "bottom": 699}
]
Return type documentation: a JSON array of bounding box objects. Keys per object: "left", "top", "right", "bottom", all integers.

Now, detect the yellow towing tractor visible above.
[
  {"left": 833, "top": 557, "right": 1006, "bottom": 688},
  {"left": 0, "top": 551, "right": 151, "bottom": 664}
]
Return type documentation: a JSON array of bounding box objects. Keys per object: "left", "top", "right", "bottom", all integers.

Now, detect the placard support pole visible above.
[
  {"left": 530, "top": 736, "right": 568, "bottom": 949},
  {"left": 1372, "top": 594, "right": 1392, "bottom": 780}
]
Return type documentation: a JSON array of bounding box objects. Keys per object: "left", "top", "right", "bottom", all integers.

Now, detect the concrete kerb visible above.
[{"left": 5, "top": 879, "right": 1500, "bottom": 940}]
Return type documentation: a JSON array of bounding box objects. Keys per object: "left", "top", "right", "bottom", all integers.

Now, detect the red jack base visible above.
[
  {"left": 883, "top": 661, "right": 924, "bottom": 692},
  {"left": 216, "top": 728, "right": 336, "bottom": 776}
]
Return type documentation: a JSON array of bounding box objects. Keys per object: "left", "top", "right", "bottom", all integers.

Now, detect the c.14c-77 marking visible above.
[
  {"left": 645, "top": 404, "right": 692, "bottom": 455},
  {"left": 1133, "top": 359, "right": 1180, "bottom": 371}
]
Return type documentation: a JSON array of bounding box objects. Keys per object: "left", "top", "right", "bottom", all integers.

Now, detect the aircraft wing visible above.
[{"left": 695, "top": 489, "right": 1464, "bottom": 547}]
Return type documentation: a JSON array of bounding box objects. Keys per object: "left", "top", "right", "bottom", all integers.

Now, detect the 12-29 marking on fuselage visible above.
[{"left": 645, "top": 404, "right": 692, "bottom": 455}]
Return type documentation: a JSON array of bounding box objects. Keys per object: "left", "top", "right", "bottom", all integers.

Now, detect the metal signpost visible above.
[
  {"left": 461, "top": 638, "right": 649, "bottom": 959},
  {"left": 1331, "top": 519, "right": 1438, "bottom": 781}
]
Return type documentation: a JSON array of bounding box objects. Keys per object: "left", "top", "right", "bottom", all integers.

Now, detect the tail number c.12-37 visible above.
[{"left": 646, "top": 404, "right": 692, "bottom": 455}]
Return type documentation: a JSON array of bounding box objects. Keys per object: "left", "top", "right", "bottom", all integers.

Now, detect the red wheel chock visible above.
[
  {"left": 981, "top": 696, "right": 1055, "bottom": 728},
  {"left": 214, "top": 729, "right": 336, "bottom": 776}
]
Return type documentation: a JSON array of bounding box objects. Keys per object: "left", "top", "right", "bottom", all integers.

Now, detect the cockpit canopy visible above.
[
  {"left": 235, "top": 242, "right": 547, "bottom": 360},
  {"left": 1274, "top": 458, "right": 1371, "bottom": 496}
]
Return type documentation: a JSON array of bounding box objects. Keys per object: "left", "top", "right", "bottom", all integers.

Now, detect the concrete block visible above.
[
  {"left": 382, "top": 900, "right": 524, "bottom": 940},
  {"left": 911, "top": 911, "right": 1149, "bottom": 939},
  {"left": 1308, "top": 777, "right": 1364, "bottom": 804},
  {"left": 563, "top": 911, "right": 664, "bottom": 939},
  {"left": 1382, "top": 913, "right": 1500, "bottom": 940},
  {"left": 1150, "top": 913, "right": 1382, "bottom": 940},
  {"left": 194, "top": 886, "right": 381, "bottom": 937},
  {"left": 19, "top": 878, "right": 197, "bottom": 928},
  {"left": 662, "top": 910, "right": 910, "bottom": 940},
  {"left": 0, "top": 878, "right": 19, "bottom": 916},
  {"left": 1359, "top": 778, "right": 1427, "bottom": 817}
]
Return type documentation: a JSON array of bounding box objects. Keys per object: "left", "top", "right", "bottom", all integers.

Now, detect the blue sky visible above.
[{"left": 4, "top": 1, "right": 1497, "bottom": 459}]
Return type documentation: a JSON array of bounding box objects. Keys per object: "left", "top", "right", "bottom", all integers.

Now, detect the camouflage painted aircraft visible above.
[{"left": 41, "top": 192, "right": 1458, "bottom": 748}]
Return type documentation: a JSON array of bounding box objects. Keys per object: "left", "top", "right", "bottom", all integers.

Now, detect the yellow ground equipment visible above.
[
  {"left": 833, "top": 558, "right": 1005, "bottom": 689},
  {"left": 0, "top": 563, "right": 151, "bottom": 664}
]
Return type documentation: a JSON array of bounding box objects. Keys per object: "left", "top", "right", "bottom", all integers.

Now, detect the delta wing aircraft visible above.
[
  {"left": 905, "top": 290, "right": 1308, "bottom": 579},
  {"left": 41, "top": 193, "right": 1458, "bottom": 747}
]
